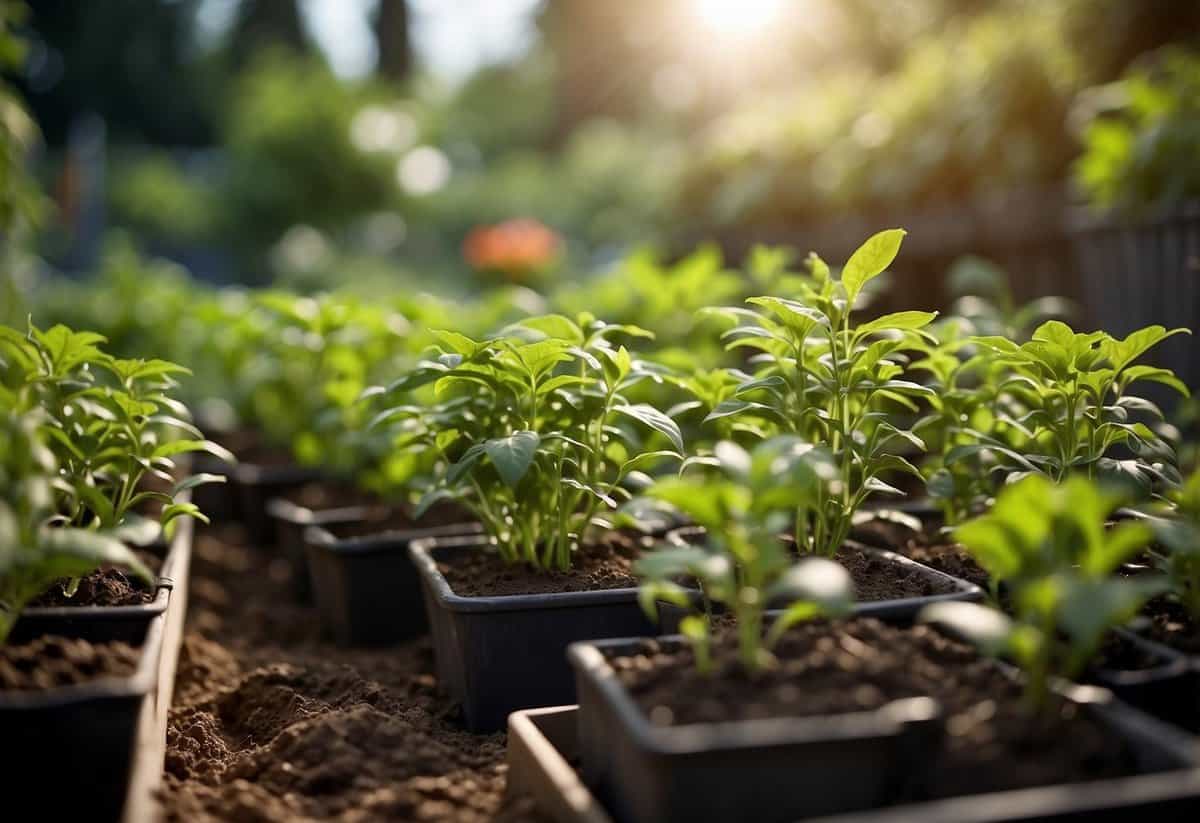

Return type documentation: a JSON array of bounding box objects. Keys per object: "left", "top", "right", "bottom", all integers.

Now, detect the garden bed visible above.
[{"left": 161, "top": 523, "right": 548, "bottom": 822}]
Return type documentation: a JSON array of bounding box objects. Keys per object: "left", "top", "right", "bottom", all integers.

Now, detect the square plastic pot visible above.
[
  {"left": 266, "top": 496, "right": 390, "bottom": 601},
  {"left": 507, "top": 700, "right": 1200, "bottom": 823},
  {"left": 232, "top": 461, "right": 324, "bottom": 548},
  {"left": 303, "top": 519, "right": 483, "bottom": 646},
  {"left": 1089, "top": 628, "right": 1200, "bottom": 733},
  {"left": 568, "top": 635, "right": 942, "bottom": 823},
  {"left": 10, "top": 507, "right": 193, "bottom": 648},
  {"left": 566, "top": 634, "right": 1200, "bottom": 823},
  {"left": 410, "top": 536, "right": 659, "bottom": 732},
  {"left": 0, "top": 602, "right": 170, "bottom": 820}
]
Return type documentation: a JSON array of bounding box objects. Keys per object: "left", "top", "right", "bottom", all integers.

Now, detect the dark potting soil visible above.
[
  {"left": 163, "top": 524, "right": 547, "bottom": 823},
  {"left": 607, "top": 618, "right": 1137, "bottom": 800},
  {"left": 0, "top": 634, "right": 140, "bottom": 690},
  {"left": 853, "top": 516, "right": 990, "bottom": 590},
  {"left": 436, "top": 532, "right": 648, "bottom": 597},
  {"left": 1142, "top": 596, "right": 1200, "bottom": 655},
  {"left": 834, "top": 543, "right": 959, "bottom": 600},
  {"left": 27, "top": 547, "right": 162, "bottom": 608}
]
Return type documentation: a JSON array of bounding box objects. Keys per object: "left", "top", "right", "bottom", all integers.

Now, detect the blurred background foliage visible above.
[{"left": 0, "top": 0, "right": 1197, "bottom": 303}]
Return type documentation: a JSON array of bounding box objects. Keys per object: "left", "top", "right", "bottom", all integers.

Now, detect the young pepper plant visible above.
[
  {"left": 910, "top": 317, "right": 1015, "bottom": 525},
  {"left": 0, "top": 409, "right": 153, "bottom": 643},
  {"left": 0, "top": 322, "right": 230, "bottom": 538},
  {"left": 923, "top": 474, "right": 1164, "bottom": 709},
  {"left": 702, "top": 229, "right": 936, "bottom": 556},
  {"left": 961, "top": 321, "right": 1189, "bottom": 492},
  {"left": 634, "top": 437, "right": 854, "bottom": 673},
  {"left": 365, "top": 313, "right": 684, "bottom": 571}
]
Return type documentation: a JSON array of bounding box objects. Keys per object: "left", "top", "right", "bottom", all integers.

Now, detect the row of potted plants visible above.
[
  {"left": 22, "top": 226, "right": 1192, "bottom": 817},
  {"left": 160, "top": 229, "right": 1200, "bottom": 819},
  {"left": 0, "top": 321, "right": 225, "bottom": 818}
]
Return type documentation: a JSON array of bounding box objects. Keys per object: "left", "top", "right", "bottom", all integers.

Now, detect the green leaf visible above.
[
  {"left": 431, "top": 330, "right": 483, "bottom": 356},
  {"left": 162, "top": 502, "right": 209, "bottom": 537},
  {"left": 172, "top": 473, "right": 227, "bottom": 495},
  {"left": 485, "top": 431, "right": 541, "bottom": 488},
  {"left": 512, "top": 314, "right": 585, "bottom": 344},
  {"left": 614, "top": 404, "right": 684, "bottom": 452},
  {"left": 855, "top": 311, "right": 938, "bottom": 338},
  {"left": 1104, "top": 325, "right": 1190, "bottom": 373},
  {"left": 1121, "top": 365, "right": 1190, "bottom": 397},
  {"left": 841, "top": 229, "right": 906, "bottom": 305}
]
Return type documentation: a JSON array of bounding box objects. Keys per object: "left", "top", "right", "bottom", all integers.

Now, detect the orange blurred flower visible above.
[{"left": 463, "top": 218, "right": 562, "bottom": 282}]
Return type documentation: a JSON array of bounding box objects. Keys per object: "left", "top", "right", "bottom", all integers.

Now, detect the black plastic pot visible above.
[
  {"left": 410, "top": 536, "right": 659, "bottom": 732},
  {"left": 657, "top": 532, "right": 984, "bottom": 633},
  {"left": 569, "top": 635, "right": 943, "bottom": 823},
  {"left": 266, "top": 496, "right": 389, "bottom": 600},
  {"left": 233, "top": 461, "right": 324, "bottom": 548},
  {"left": 508, "top": 700, "right": 1200, "bottom": 823},
  {"left": 10, "top": 513, "right": 191, "bottom": 647},
  {"left": 1089, "top": 628, "right": 1200, "bottom": 733},
  {"left": 567, "top": 634, "right": 1200, "bottom": 823},
  {"left": 0, "top": 602, "right": 167, "bottom": 821},
  {"left": 304, "top": 519, "right": 483, "bottom": 646}
]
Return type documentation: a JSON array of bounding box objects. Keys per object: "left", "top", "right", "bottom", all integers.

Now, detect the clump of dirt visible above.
[
  {"left": 162, "top": 523, "right": 547, "bottom": 822},
  {"left": 28, "top": 548, "right": 162, "bottom": 608},
  {"left": 0, "top": 634, "right": 140, "bottom": 690}
]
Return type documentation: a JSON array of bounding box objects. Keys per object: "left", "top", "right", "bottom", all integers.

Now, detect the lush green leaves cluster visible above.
[
  {"left": 365, "top": 313, "right": 685, "bottom": 570},
  {"left": 697, "top": 229, "right": 935, "bottom": 556},
  {"left": 955, "top": 321, "right": 1188, "bottom": 491},
  {"left": 0, "top": 321, "right": 226, "bottom": 643}
]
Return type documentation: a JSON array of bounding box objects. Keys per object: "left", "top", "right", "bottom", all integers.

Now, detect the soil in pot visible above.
[
  {"left": 834, "top": 543, "right": 958, "bottom": 601},
  {"left": 165, "top": 524, "right": 547, "bottom": 823},
  {"left": 26, "top": 546, "right": 163, "bottom": 608},
  {"left": 853, "top": 516, "right": 990, "bottom": 590},
  {"left": 0, "top": 634, "right": 140, "bottom": 690},
  {"left": 436, "top": 532, "right": 646, "bottom": 597},
  {"left": 607, "top": 618, "right": 1136, "bottom": 800}
]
